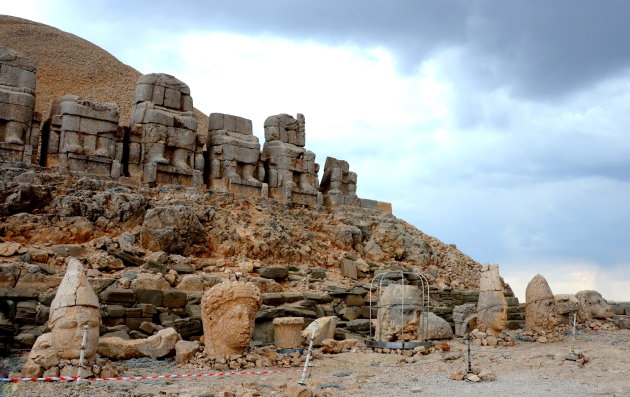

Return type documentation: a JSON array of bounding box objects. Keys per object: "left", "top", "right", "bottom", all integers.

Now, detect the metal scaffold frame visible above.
[{"left": 365, "top": 271, "right": 434, "bottom": 350}]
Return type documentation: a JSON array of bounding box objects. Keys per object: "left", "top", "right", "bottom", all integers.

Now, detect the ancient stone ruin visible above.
[
  {"left": 21, "top": 258, "right": 114, "bottom": 378},
  {"left": 525, "top": 274, "right": 559, "bottom": 332},
  {"left": 475, "top": 264, "right": 507, "bottom": 336},
  {"left": 0, "top": 46, "right": 391, "bottom": 211},
  {"left": 200, "top": 281, "right": 262, "bottom": 355},
  {"left": 261, "top": 113, "right": 322, "bottom": 205},
  {"left": 129, "top": 73, "right": 204, "bottom": 187},
  {"left": 0, "top": 45, "right": 39, "bottom": 164},
  {"left": 56, "top": 95, "right": 120, "bottom": 177}
]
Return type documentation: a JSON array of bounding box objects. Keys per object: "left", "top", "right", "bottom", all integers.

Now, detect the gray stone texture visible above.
[
  {"left": 0, "top": 45, "right": 37, "bottom": 163},
  {"left": 129, "top": 73, "right": 203, "bottom": 185},
  {"left": 320, "top": 156, "right": 358, "bottom": 207},
  {"left": 53, "top": 94, "right": 120, "bottom": 176},
  {"left": 207, "top": 113, "right": 265, "bottom": 192},
  {"left": 261, "top": 113, "right": 321, "bottom": 202}
]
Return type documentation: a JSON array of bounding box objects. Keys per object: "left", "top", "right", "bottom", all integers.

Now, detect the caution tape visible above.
[{"left": 1, "top": 369, "right": 300, "bottom": 382}]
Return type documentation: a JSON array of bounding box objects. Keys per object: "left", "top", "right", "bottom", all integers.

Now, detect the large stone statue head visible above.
[
  {"left": 201, "top": 281, "right": 262, "bottom": 355},
  {"left": 525, "top": 274, "right": 559, "bottom": 332},
  {"left": 49, "top": 258, "right": 100, "bottom": 359},
  {"left": 476, "top": 264, "right": 507, "bottom": 335},
  {"left": 575, "top": 290, "right": 613, "bottom": 323},
  {"left": 375, "top": 284, "right": 423, "bottom": 342}
]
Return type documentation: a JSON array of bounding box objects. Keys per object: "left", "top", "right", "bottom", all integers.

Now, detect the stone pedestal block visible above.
[{"left": 273, "top": 316, "right": 304, "bottom": 350}]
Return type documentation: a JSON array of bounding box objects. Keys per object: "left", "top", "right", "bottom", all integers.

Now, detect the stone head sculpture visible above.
[
  {"left": 49, "top": 258, "right": 100, "bottom": 359},
  {"left": 575, "top": 290, "right": 613, "bottom": 323},
  {"left": 476, "top": 264, "right": 507, "bottom": 335},
  {"left": 201, "top": 281, "right": 262, "bottom": 355},
  {"left": 525, "top": 274, "right": 559, "bottom": 332},
  {"left": 376, "top": 284, "right": 423, "bottom": 342}
]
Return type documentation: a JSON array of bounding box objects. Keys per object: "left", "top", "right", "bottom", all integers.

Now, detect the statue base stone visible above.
[
  {"left": 0, "top": 142, "right": 32, "bottom": 163},
  {"left": 144, "top": 163, "right": 204, "bottom": 188}
]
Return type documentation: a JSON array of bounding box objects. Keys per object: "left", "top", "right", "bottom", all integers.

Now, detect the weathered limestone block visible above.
[
  {"left": 417, "top": 312, "right": 454, "bottom": 340},
  {"left": 525, "top": 274, "right": 559, "bottom": 332},
  {"left": 98, "top": 327, "right": 180, "bottom": 359},
  {"left": 273, "top": 317, "right": 304, "bottom": 350},
  {"left": 301, "top": 316, "right": 337, "bottom": 345},
  {"left": 575, "top": 290, "right": 613, "bottom": 323},
  {"left": 476, "top": 264, "right": 507, "bottom": 336},
  {"left": 55, "top": 95, "right": 120, "bottom": 177},
  {"left": 200, "top": 281, "right": 262, "bottom": 355},
  {"left": 375, "top": 284, "right": 423, "bottom": 342},
  {"left": 22, "top": 258, "right": 100, "bottom": 376},
  {"left": 0, "top": 45, "right": 37, "bottom": 163},
  {"left": 129, "top": 73, "right": 203, "bottom": 186},
  {"left": 319, "top": 156, "right": 358, "bottom": 207},
  {"left": 261, "top": 113, "right": 321, "bottom": 205}
]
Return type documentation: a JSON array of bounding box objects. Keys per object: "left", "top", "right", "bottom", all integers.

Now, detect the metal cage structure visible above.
[{"left": 365, "top": 271, "right": 433, "bottom": 350}]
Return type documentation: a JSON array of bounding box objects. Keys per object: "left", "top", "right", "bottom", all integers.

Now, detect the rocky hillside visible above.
[
  {"left": 0, "top": 163, "right": 481, "bottom": 290},
  {"left": 0, "top": 15, "right": 208, "bottom": 131}
]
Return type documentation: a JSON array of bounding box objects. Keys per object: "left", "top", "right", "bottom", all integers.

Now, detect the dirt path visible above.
[{"left": 3, "top": 329, "right": 629, "bottom": 396}]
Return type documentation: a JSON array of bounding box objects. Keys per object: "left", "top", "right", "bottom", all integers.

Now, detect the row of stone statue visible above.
[
  {"left": 0, "top": 45, "right": 389, "bottom": 210},
  {"left": 23, "top": 258, "right": 267, "bottom": 377}
]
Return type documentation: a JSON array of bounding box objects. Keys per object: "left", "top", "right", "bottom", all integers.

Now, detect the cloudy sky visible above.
[{"left": 2, "top": 0, "right": 630, "bottom": 301}]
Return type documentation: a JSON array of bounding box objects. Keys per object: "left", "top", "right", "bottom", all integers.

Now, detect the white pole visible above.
[
  {"left": 298, "top": 321, "right": 319, "bottom": 386},
  {"left": 77, "top": 325, "right": 89, "bottom": 383}
]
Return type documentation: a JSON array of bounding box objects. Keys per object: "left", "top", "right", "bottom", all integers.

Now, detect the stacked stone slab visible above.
[
  {"left": 54, "top": 95, "right": 121, "bottom": 177},
  {"left": 261, "top": 113, "right": 322, "bottom": 205},
  {"left": 129, "top": 73, "right": 203, "bottom": 186},
  {"left": 320, "top": 156, "right": 358, "bottom": 207},
  {"left": 0, "top": 45, "right": 40, "bottom": 163},
  {"left": 207, "top": 113, "right": 267, "bottom": 196}
]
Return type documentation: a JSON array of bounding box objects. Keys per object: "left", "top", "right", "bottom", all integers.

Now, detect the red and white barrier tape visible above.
[{"left": 1, "top": 369, "right": 300, "bottom": 382}]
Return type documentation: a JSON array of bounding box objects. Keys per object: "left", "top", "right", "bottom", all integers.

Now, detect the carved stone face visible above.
[
  {"left": 376, "top": 284, "right": 423, "bottom": 342},
  {"left": 204, "top": 297, "right": 259, "bottom": 355},
  {"left": 576, "top": 290, "right": 613, "bottom": 322},
  {"left": 50, "top": 306, "right": 100, "bottom": 359}
]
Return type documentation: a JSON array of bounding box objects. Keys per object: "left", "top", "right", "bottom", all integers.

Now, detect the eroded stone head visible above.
[
  {"left": 476, "top": 263, "right": 507, "bottom": 335},
  {"left": 576, "top": 290, "right": 613, "bottom": 322},
  {"left": 376, "top": 284, "right": 423, "bottom": 342},
  {"left": 525, "top": 274, "right": 559, "bottom": 332},
  {"left": 49, "top": 258, "right": 100, "bottom": 359},
  {"left": 201, "top": 281, "right": 262, "bottom": 355}
]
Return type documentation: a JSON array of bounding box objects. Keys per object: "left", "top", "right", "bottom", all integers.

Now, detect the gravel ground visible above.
[{"left": 2, "top": 329, "right": 629, "bottom": 396}]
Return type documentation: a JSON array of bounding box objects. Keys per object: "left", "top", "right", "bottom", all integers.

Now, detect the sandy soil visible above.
[{"left": 2, "top": 329, "right": 629, "bottom": 396}]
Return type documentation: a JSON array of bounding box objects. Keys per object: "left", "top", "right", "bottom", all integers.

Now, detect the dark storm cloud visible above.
[{"left": 77, "top": 0, "right": 630, "bottom": 99}]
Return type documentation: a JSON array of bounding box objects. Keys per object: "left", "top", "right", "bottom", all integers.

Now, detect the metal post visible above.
[
  {"left": 466, "top": 322, "right": 472, "bottom": 374},
  {"left": 298, "top": 321, "right": 319, "bottom": 386},
  {"left": 77, "top": 325, "right": 89, "bottom": 383},
  {"left": 570, "top": 313, "right": 577, "bottom": 354}
]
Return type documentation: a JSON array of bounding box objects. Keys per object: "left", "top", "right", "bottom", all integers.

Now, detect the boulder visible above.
[
  {"left": 301, "top": 316, "right": 337, "bottom": 345},
  {"left": 175, "top": 339, "right": 200, "bottom": 365},
  {"left": 417, "top": 312, "right": 454, "bottom": 340},
  {"left": 97, "top": 327, "right": 181, "bottom": 359},
  {"left": 140, "top": 206, "right": 206, "bottom": 254}
]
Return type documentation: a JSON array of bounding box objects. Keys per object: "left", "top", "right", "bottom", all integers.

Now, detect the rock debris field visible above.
[{"left": 2, "top": 328, "right": 629, "bottom": 396}]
